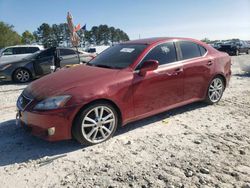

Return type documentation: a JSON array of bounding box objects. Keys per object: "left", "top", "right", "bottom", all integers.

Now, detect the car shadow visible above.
[
  {"left": 234, "top": 72, "right": 250, "bottom": 78},
  {"left": 0, "top": 101, "right": 207, "bottom": 167}
]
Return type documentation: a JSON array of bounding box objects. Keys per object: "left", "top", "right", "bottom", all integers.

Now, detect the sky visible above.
[{"left": 0, "top": 0, "right": 250, "bottom": 40}]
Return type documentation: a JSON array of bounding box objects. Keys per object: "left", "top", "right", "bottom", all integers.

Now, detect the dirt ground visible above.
[{"left": 0, "top": 55, "right": 249, "bottom": 188}]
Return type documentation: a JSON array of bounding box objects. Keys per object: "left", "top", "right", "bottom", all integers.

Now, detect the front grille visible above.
[{"left": 17, "top": 94, "right": 32, "bottom": 110}]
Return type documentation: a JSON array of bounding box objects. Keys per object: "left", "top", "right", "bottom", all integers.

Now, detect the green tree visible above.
[
  {"left": 0, "top": 21, "right": 21, "bottom": 48},
  {"left": 35, "top": 23, "right": 53, "bottom": 48},
  {"left": 21, "top": 30, "right": 34, "bottom": 44},
  {"left": 85, "top": 25, "right": 129, "bottom": 45}
]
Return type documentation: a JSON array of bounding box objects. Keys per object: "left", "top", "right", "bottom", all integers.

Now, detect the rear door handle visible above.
[{"left": 207, "top": 61, "right": 213, "bottom": 66}]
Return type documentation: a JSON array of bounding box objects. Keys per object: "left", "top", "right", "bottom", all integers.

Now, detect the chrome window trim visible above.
[{"left": 133, "top": 40, "right": 208, "bottom": 73}]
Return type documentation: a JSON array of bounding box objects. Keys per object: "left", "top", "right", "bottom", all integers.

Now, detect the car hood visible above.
[{"left": 24, "top": 65, "right": 121, "bottom": 99}]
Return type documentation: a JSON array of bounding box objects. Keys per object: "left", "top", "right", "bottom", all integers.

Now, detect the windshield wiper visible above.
[{"left": 88, "top": 64, "right": 121, "bottom": 69}]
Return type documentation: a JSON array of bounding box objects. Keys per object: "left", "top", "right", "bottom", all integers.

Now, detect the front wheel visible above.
[
  {"left": 72, "top": 102, "right": 118, "bottom": 145},
  {"left": 205, "top": 77, "right": 225, "bottom": 104},
  {"left": 13, "top": 68, "right": 31, "bottom": 83},
  {"left": 247, "top": 49, "right": 250, "bottom": 54}
]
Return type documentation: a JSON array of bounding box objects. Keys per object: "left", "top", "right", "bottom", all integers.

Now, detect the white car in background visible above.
[
  {"left": 86, "top": 45, "right": 110, "bottom": 55},
  {"left": 0, "top": 45, "right": 44, "bottom": 64}
]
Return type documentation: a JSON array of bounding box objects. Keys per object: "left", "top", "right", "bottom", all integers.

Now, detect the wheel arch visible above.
[
  {"left": 12, "top": 67, "right": 33, "bottom": 81},
  {"left": 213, "top": 73, "right": 227, "bottom": 88},
  {"left": 72, "top": 98, "right": 123, "bottom": 131}
]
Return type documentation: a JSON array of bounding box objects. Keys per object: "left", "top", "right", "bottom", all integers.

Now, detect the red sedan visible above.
[{"left": 16, "top": 37, "right": 231, "bottom": 145}]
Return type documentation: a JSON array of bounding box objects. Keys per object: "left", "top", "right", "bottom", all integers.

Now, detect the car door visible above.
[
  {"left": 177, "top": 41, "right": 214, "bottom": 101},
  {"left": 59, "top": 49, "right": 79, "bottom": 67},
  {"left": 132, "top": 42, "right": 184, "bottom": 117},
  {"left": 33, "top": 49, "right": 54, "bottom": 76}
]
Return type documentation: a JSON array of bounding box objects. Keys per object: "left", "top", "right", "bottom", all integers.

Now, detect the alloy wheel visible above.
[
  {"left": 81, "top": 106, "right": 116, "bottom": 144},
  {"left": 16, "top": 69, "right": 30, "bottom": 82},
  {"left": 208, "top": 78, "right": 224, "bottom": 103}
]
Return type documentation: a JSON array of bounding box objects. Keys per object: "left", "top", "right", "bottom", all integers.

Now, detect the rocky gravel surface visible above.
[{"left": 0, "top": 55, "right": 249, "bottom": 188}]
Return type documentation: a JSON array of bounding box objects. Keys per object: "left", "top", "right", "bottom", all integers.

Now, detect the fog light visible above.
[{"left": 48, "top": 127, "right": 55, "bottom": 136}]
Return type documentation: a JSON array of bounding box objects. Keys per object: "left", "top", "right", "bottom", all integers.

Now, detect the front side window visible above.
[
  {"left": 179, "top": 41, "right": 201, "bottom": 60},
  {"left": 142, "top": 42, "right": 177, "bottom": 66},
  {"left": 38, "top": 49, "right": 54, "bottom": 59},
  {"left": 2, "top": 48, "right": 14, "bottom": 55},
  {"left": 88, "top": 44, "right": 147, "bottom": 69},
  {"left": 13, "top": 47, "right": 27, "bottom": 55},
  {"left": 60, "top": 49, "right": 76, "bottom": 56}
]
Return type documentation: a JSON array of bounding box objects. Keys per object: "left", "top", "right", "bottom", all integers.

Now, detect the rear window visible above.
[{"left": 179, "top": 41, "right": 201, "bottom": 60}]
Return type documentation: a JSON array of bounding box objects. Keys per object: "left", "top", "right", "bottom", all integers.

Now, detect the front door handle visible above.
[{"left": 166, "top": 67, "right": 183, "bottom": 76}]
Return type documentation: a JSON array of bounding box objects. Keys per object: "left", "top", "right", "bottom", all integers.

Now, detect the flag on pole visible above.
[
  {"left": 81, "top": 24, "right": 86, "bottom": 31},
  {"left": 74, "top": 24, "right": 81, "bottom": 32}
]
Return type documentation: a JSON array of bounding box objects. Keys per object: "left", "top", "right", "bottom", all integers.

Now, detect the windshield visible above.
[
  {"left": 87, "top": 44, "right": 147, "bottom": 69},
  {"left": 23, "top": 50, "right": 42, "bottom": 60}
]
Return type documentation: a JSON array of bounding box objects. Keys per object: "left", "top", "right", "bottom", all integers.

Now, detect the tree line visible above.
[{"left": 0, "top": 21, "right": 129, "bottom": 48}]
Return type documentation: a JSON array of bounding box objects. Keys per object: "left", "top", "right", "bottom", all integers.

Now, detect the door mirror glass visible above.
[{"left": 139, "top": 60, "right": 158, "bottom": 76}]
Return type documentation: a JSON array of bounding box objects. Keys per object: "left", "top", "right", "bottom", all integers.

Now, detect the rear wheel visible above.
[
  {"left": 72, "top": 102, "right": 118, "bottom": 145},
  {"left": 13, "top": 68, "right": 31, "bottom": 83},
  {"left": 247, "top": 49, "right": 250, "bottom": 54},
  {"left": 205, "top": 76, "right": 225, "bottom": 104}
]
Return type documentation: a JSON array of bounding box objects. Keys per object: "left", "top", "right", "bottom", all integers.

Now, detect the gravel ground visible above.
[{"left": 0, "top": 55, "right": 249, "bottom": 188}]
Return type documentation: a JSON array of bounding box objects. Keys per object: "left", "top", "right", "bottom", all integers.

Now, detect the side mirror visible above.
[{"left": 139, "top": 60, "right": 159, "bottom": 76}]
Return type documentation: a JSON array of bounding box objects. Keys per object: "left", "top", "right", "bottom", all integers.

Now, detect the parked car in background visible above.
[
  {"left": 16, "top": 37, "right": 231, "bottom": 145},
  {"left": 0, "top": 47, "right": 94, "bottom": 83},
  {"left": 211, "top": 42, "right": 223, "bottom": 50},
  {"left": 86, "top": 45, "right": 110, "bottom": 55},
  {"left": 0, "top": 45, "right": 44, "bottom": 64},
  {"left": 218, "top": 39, "right": 250, "bottom": 56}
]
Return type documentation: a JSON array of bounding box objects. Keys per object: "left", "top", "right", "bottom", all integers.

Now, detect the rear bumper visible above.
[{"left": 16, "top": 106, "right": 80, "bottom": 141}]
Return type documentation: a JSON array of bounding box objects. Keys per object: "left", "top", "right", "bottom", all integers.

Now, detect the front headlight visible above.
[
  {"left": 34, "top": 95, "right": 71, "bottom": 110},
  {"left": 0, "top": 64, "right": 12, "bottom": 71}
]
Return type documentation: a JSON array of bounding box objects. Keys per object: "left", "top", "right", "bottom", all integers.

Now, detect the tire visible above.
[
  {"left": 72, "top": 102, "right": 118, "bottom": 145},
  {"left": 205, "top": 76, "right": 225, "bottom": 105},
  {"left": 13, "top": 68, "right": 31, "bottom": 83},
  {"left": 235, "top": 50, "right": 239, "bottom": 56},
  {"left": 247, "top": 49, "right": 250, "bottom": 54}
]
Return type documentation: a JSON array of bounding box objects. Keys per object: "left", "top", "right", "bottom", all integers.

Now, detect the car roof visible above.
[
  {"left": 4, "top": 45, "right": 44, "bottom": 48},
  {"left": 122, "top": 37, "right": 203, "bottom": 45}
]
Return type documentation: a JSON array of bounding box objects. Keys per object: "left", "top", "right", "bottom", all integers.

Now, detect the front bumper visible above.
[
  {"left": 0, "top": 70, "right": 12, "bottom": 81},
  {"left": 16, "top": 106, "right": 80, "bottom": 141}
]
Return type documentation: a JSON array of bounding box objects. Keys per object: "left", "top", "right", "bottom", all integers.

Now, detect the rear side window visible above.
[
  {"left": 60, "top": 49, "right": 76, "bottom": 56},
  {"left": 142, "top": 42, "right": 177, "bottom": 65},
  {"left": 13, "top": 47, "right": 27, "bottom": 55},
  {"left": 87, "top": 48, "right": 96, "bottom": 53},
  {"left": 179, "top": 41, "right": 201, "bottom": 60},
  {"left": 26, "top": 47, "right": 39, "bottom": 53},
  {"left": 199, "top": 46, "right": 207, "bottom": 56}
]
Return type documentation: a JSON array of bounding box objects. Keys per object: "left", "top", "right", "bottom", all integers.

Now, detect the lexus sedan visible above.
[{"left": 16, "top": 37, "right": 231, "bottom": 145}]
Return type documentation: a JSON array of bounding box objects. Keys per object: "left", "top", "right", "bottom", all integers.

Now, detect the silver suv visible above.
[{"left": 0, "top": 45, "right": 44, "bottom": 64}]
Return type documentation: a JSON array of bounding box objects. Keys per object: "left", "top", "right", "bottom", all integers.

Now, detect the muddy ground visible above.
[{"left": 0, "top": 55, "right": 249, "bottom": 188}]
